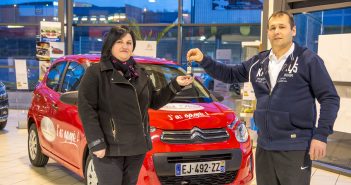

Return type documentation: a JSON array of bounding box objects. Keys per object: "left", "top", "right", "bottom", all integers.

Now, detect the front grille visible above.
[
  {"left": 158, "top": 170, "right": 238, "bottom": 185},
  {"left": 167, "top": 153, "right": 232, "bottom": 163},
  {"left": 161, "top": 127, "right": 229, "bottom": 144}
]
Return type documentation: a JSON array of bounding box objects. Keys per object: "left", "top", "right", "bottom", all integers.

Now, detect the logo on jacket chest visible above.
[
  {"left": 255, "top": 67, "right": 267, "bottom": 83},
  {"left": 254, "top": 58, "right": 299, "bottom": 84},
  {"left": 286, "top": 61, "right": 298, "bottom": 74},
  {"left": 278, "top": 60, "right": 299, "bottom": 83},
  {"left": 256, "top": 68, "right": 264, "bottom": 77}
]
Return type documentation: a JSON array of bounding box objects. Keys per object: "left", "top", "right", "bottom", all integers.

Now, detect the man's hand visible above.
[
  {"left": 187, "top": 48, "right": 204, "bottom": 63},
  {"left": 93, "top": 149, "right": 106, "bottom": 158},
  {"left": 176, "top": 76, "right": 193, "bottom": 86},
  {"left": 309, "top": 139, "right": 327, "bottom": 160}
]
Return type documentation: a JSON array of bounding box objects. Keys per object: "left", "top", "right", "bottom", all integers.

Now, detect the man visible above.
[{"left": 187, "top": 11, "right": 340, "bottom": 185}]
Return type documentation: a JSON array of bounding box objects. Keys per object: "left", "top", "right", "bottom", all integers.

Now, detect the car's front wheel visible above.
[
  {"left": 0, "top": 121, "right": 7, "bottom": 130},
  {"left": 28, "top": 124, "right": 49, "bottom": 167},
  {"left": 85, "top": 154, "right": 98, "bottom": 185}
]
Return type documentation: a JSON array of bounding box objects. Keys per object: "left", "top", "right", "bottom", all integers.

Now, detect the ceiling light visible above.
[{"left": 7, "top": 25, "right": 24, "bottom": 28}]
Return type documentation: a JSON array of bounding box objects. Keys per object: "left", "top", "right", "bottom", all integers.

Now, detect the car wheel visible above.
[
  {"left": 85, "top": 154, "right": 98, "bottom": 185},
  {"left": 28, "top": 124, "right": 49, "bottom": 167},
  {"left": 0, "top": 121, "right": 7, "bottom": 130}
]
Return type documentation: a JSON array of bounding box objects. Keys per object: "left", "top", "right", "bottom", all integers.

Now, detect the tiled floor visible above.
[{"left": 0, "top": 109, "right": 350, "bottom": 185}]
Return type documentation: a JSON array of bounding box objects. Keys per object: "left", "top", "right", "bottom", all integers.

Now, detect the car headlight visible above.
[
  {"left": 235, "top": 122, "right": 249, "bottom": 143},
  {"left": 150, "top": 126, "right": 156, "bottom": 133},
  {"left": 227, "top": 116, "right": 239, "bottom": 129}
]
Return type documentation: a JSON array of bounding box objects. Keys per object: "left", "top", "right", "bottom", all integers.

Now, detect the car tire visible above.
[
  {"left": 0, "top": 121, "right": 7, "bottom": 130},
  {"left": 85, "top": 154, "right": 98, "bottom": 185},
  {"left": 28, "top": 124, "right": 49, "bottom": 167}
]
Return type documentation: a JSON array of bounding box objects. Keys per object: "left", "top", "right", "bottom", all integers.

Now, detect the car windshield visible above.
[{"left": 138, "top": 63, "right": 213, "bottom": 103}]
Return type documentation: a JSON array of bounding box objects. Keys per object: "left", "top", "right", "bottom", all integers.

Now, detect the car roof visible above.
[{"left": 53, "top": 54, "right": 177, "bottom": 65}]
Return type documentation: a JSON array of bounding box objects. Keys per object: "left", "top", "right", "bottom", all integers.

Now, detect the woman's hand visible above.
[
  {"left": 176, "top": 76, "right": 193, "bottom": 86},
  {"left": 93, "top": 149, "right": 106, "bottom": 158}
]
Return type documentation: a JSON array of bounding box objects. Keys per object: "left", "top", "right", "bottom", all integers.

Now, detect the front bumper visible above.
[{"left": 153, "top": 149, "right": 242, "bottom": 184}]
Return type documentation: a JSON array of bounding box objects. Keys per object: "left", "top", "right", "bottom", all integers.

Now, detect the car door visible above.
[
  {"left": 36, "top": 61, "right": 67, "bottom": 154},
  {"left": 50, "top": 61, "right": 86, "bottom": 167}
]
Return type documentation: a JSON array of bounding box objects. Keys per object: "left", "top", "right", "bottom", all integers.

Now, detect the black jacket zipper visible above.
[
  {"left": 266, "top": 82, "right": 272, "bottom": 142},
  {"left": 128, "top": 81, "right": 146, "bottom": 137},
  {"left": 111, "top": 118, "right": 118, "bottom": 142}
]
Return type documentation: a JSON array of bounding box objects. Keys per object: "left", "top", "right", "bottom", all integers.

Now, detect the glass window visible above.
[
  {"left": 0, "top": 58, "right": 38, "bottom": 91},
  {"left": 0, "top": 67, "right": 16, "bottom": 90},
  {"left": 27, "top": 59, "right": 39, "bottom": 90},
  {"left": 73, "top": 26, "right": 178, "bottom": 61},
  {"left": 182, "top": 25, "right": 259, "bottom": 91},
  {"left": 46, "top": 62, "right": 67, "bottom": 91},
  {"left": 0, "top": 25, "right": 39, "bottom": 90},
  {"left": 0, "top": 26, "right": 39, "bottom": 58},
  {"left": 294, "top": 7, "right": 351, "bottom": 52},
  {"left": 61, "top": 62, "right": 85, "bottom": 92},
  {"left": 182, "top": 25, "right": 260, "bottom": 65},
  {"left": 73, "top": 26, "right": 109, "bottom": 54},
  {"left": 294, "top": 8, "right": 351, "bottom": 172},
  {"left": 182, "top": 0, "right": 263, "bottom": 24},
  {"left": 73, "top": 0, "right": 178, "bottom": 24},
  {"left": 0, "top": 0, "right": 58, "bottom": 24}
]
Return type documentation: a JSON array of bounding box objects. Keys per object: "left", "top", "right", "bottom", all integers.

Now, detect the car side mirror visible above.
[
  {"left": 60, "top": 91, "right": 78, "bottom": 105},
  {"left": 210, "top": 91, "right": 224, "bottom": 102}
]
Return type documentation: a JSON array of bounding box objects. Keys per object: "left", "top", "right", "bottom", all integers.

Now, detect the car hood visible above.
[{"left": 148, "top": 102, "right": 235, "bottom": 130}]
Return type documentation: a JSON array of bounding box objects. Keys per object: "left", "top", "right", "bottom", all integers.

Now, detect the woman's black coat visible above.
[{"left": 78, "top": 58, "right": 181, "bottom": 156}]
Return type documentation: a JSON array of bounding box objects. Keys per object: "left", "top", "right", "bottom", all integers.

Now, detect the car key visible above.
[{"left": 186, "top": 60, "right": 193, "bottom": 76}]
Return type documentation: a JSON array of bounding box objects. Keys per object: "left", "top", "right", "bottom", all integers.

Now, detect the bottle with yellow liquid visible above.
[{"left": 240, "top": 82, "right": 256, "bottom": 117}]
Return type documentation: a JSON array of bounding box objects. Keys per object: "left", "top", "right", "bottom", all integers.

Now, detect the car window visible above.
[
  {"left": 46, "top": 62, "right": 67, "bottom": 91},
  {"left": 61, "top": 62, "right": 85, "bottom": 93},
  {"left": 139, "top": 64, "right": 213, "bottom": 103}
]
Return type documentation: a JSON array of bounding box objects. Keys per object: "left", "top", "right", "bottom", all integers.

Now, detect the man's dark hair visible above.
[
  {"left": 268, "top": 11, "right": 295, "bottom": 29},
  {"left": 101, "top": 25, "right": 136, "bottom": 61}
]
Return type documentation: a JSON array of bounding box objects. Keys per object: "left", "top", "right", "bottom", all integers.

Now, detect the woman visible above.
[{"left": 78, "top": 25, "right": 192, "bottom": 185}]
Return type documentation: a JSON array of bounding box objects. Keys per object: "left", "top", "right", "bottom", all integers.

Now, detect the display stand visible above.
[{"left": 240, "top": 82, "right": 257, "bottom": 147}]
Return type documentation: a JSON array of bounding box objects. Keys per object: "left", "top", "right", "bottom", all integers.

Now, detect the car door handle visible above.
[{"left": 51, "top": 104, "right": 58, "bottom": 110}]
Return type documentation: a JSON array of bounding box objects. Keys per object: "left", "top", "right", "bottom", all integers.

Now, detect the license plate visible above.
[{"left": 175, "top": 160, "right": 225, "bottom": 176}]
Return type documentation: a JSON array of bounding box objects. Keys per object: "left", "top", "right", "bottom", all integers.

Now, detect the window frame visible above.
[
  {"left": 60, "top": 61, "right": 86, "bottom": 93},
  {"left": 45, "top": 61, "right": 68, "bottom": 92}
]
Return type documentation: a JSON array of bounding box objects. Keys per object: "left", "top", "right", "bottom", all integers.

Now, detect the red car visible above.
[{"left": 27, "top": 54, "right": 253, "bottom": 185}]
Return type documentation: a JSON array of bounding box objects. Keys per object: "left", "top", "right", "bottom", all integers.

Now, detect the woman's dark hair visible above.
[{"left": 101, "top": 25, "right": 136, "bottom": 61}]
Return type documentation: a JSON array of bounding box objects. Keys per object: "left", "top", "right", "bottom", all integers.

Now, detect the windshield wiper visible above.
[
  {"left": 171, "top": 96, "right": 195, "bottom": 103},
  {"left": 171, "top": 99, "right": 193, "bottom": 103}
]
